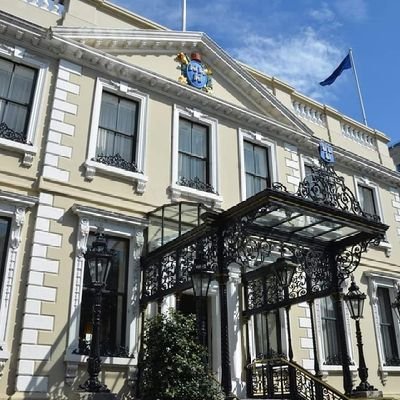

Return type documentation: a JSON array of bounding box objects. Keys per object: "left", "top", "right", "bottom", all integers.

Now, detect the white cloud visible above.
[{"left": 230, "top": 27, "right": 345, "bottom": 99}]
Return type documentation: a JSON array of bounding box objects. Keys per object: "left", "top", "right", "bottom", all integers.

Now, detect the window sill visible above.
[
  {"left": 169, "top": 184, "right": 223, "bottom": 208},
  {"left": 0, "top": 137, "right": 37, "bottom": 167},
  {"left": 85, "top": 159, "right": 148, "bottom": 194}
]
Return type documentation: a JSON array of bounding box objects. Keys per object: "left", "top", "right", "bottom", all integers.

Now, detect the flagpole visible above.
[
  {"left": 182, "top": 0, "right": 187, "bottom": 31},
  {"left": 349, "top": 48, "right": 368, "bottom": 126}
]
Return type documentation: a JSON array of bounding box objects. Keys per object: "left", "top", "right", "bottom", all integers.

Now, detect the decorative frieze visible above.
[
  {"left": 341, "top": 123, "right": 376, "bottom": 149},
  {"left": 292, "top": 101, "right": 326, "bottom": 126}
]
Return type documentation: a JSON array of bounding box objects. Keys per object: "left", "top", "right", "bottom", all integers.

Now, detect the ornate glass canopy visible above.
[{"left": 141, "top": 161, "right": 388, "bottom": 313}]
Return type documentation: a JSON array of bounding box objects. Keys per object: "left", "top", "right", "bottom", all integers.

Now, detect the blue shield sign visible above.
[
  {"left": 186, "top": 60, "right": 208, "bottom": 89},
  {"left": 319, "top": 141, "right": 334, "bottom": 163}
]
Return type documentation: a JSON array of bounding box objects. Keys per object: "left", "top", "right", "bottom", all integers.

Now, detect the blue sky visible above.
[{"left": 112, "top": 0, "right": 400, "bottom": 144}]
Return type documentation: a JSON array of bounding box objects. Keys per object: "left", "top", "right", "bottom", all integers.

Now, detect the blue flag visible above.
[{"left": 319, "top": 53, "right": 351, "bottom": 86}]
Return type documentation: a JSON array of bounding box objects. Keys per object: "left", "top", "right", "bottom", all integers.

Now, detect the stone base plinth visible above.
[
  {"left": 351, "top": 390, "right": 383, "bottom": 398},
  {"left": 73, "top": 392, "right": 118, "bottom": 400}
]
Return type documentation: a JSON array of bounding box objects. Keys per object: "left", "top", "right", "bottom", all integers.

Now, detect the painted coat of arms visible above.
[
  {"left": 319, "top": 141, "right": 335, "bottom": 164},
  {"left": 175, "top": 52, "right": 213, "bottom": 94}
]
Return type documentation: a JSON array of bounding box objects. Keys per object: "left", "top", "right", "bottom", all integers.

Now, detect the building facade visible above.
[{"left": 0, "top": 1, "right": 399, "bottom": 399}]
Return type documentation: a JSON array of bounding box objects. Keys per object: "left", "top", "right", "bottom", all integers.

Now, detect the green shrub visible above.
[{"left": 139, "top": 310, "right": 224, "bottom": 400}]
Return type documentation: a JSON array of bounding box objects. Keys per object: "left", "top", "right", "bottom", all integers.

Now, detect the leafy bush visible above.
[{"left": 139, "top": 310, "right": 224, "bottom": 400}]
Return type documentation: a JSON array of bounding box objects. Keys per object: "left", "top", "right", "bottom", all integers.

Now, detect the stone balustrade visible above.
[
  {"left": 24, "top": 0, "right": 64, "bottom": 15},
  {"left": 292, "top": 100, "right": 326, "bottom": 126},
  {"left": 341, "top": 123, "right": 376, "bottom": 149}
]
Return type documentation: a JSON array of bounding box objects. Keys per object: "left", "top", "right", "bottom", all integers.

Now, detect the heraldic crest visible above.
[{"left": 175, "top": 52, "right": 213, "bottom": 94}]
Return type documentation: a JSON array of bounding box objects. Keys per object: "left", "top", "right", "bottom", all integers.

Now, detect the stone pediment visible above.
[{"left": 50, "top": 27, "right": 313, "bottom": 140}]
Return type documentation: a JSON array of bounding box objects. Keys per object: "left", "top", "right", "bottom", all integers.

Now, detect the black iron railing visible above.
[{"left": 247, "top": 357, "right": 350, "bottom": 400}]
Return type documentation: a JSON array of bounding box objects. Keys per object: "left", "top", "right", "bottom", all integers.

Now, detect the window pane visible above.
[
  {"left": 359, "top": 185, "right": 377, "bottom": 215},
  {"left": 192, "top": 158, "right": 206, "bottom": 182},
  {"left": 179, "top": 153, "right": 191, "bottom": 180},
  {"left": 3, "top": 102, "right": 28, "bottom": 133},
  {"left": 244, "top": 142, "right": 255, "bottom": 174},
  {"left": 96, "top": 128, "right": 115, "bottom": 156},
  {"left": 254, "top": 145, "right": 268, "bottom": 176},
  {"left": 320, "top": 296, "right": 340, "bottom": 364},
  {"left": 8, "top": 65, "right": 35, "bottom": 104},
  {"left": 179, "top": 119, "right": 191, "bottom": 153},
  {"left": 191, "top": 124, "right": 207, "bottom": 157},
  {"left": 99, "top": 93, "right": 118, "bottom": 131},
  {"left": 0, "top": 59, "right": 13, "bottom": 98},
  {"left": 79, "top": 233, "right": 129, "bottom": 356},
  {"left": 246, "top": 174, "right": 255, "bottom": 198},
  {"left": 116, "top": 98, "right": 137, "bottom": 136},
  {"left": 114, "top": 134, "right": 133, "bottom": 162}
]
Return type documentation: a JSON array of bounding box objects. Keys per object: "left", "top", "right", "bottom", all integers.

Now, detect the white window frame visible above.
[
  {"left": 0, "top": 44, "right": 48, "bottom": 167},
  {"left": 65, "top": 205, "right": 147, "bottom": 384},
  {"left": 366, "top": 272, "right": 400, "bottom": 385},
  {"left": 170, "top": 105, "right": 222, "bottom": 208},
  {"left": 354, "top": 176, "right": 391, "bottom": 255},
  {"left": 0, "top": 191, "right": 36, "bottom": 370},
  {"left": 238, "top": 129, "right": 277, "bottom": 201},
  {"left": 84, "top": 78, "right": 149, "bottom": 194}
]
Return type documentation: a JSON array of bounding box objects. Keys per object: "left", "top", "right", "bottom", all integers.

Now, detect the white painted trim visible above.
[
  {"left": 0, "top": 194, "right": 36, "bottom": 358},
  {"left": 65, "top": 207, "right": 146, "bottom": 384},
  {"left": 238, "top": 128, "right": 278, "bottom": 201},
  {"left": 0, "top": 44, "right": 48, "bottom": 163},
  {"left": 85, "top": 77, "right": 149, "bottom": 193},
  {"left": 170, "top": 105, "right": 222, "bottom": 208}
]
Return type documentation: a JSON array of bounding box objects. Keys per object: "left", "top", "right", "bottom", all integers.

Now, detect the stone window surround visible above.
[
  {"left": 366, "top": 272, "right": 400, "bottom": 386},
  {"left": 238, "top": 129, "right": 278, "bottom": 201},
  {"left": 169, "top": 105, "right": 222, "bottom": 208},
  {"left": 84, "top": 77, "right": 149, "bottom": 194},
  {"left": 0, "top": 43, "right": 48, "bottom": 167},
  {"left": 65, "top": 205, "right": 147, "bottom": 386},
  {"left": 0, "top": 191, "right": 37, "bottom": 377}
]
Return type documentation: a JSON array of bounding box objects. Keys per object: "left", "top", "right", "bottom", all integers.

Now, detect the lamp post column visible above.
[{"left": 84, "top": 283, "right": 108, "bottom": 392}]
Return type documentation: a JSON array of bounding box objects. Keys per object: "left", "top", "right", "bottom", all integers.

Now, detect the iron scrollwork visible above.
[
  {"left": 177, "top": 176, "right": 217, "bottom": 194},
  {"left": 141, "top": 234, "right": 218, "bottom": 303},
  {"left": 93, "top": 153, "right": 140, "bottom": 173},
  {"left": 297, "top": 162, "right": 380, "bottom": 222},
  {"left": 0, "top": 122, "right": 29, "bottom": 144}
]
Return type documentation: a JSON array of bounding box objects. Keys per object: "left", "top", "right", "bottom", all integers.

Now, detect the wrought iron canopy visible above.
[{"left": 141, "top": 163, "right": 388, "bottom": 312}]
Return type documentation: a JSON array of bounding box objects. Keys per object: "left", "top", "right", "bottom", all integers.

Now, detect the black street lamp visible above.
[
  {"left": 344, "top": 276, "right": 378, "bottom": 393},
  {"left": 270, "top": 257, "right": 297, "bottom": 288},
  {"left": 80, "top": 230, "right": 115, "bottom": 393},
  {"left": 190, "top": 255, "right": 214, "bottom": 349},
  {"left": 391, "top": 287, "right": 400, "bottom": 322}
]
